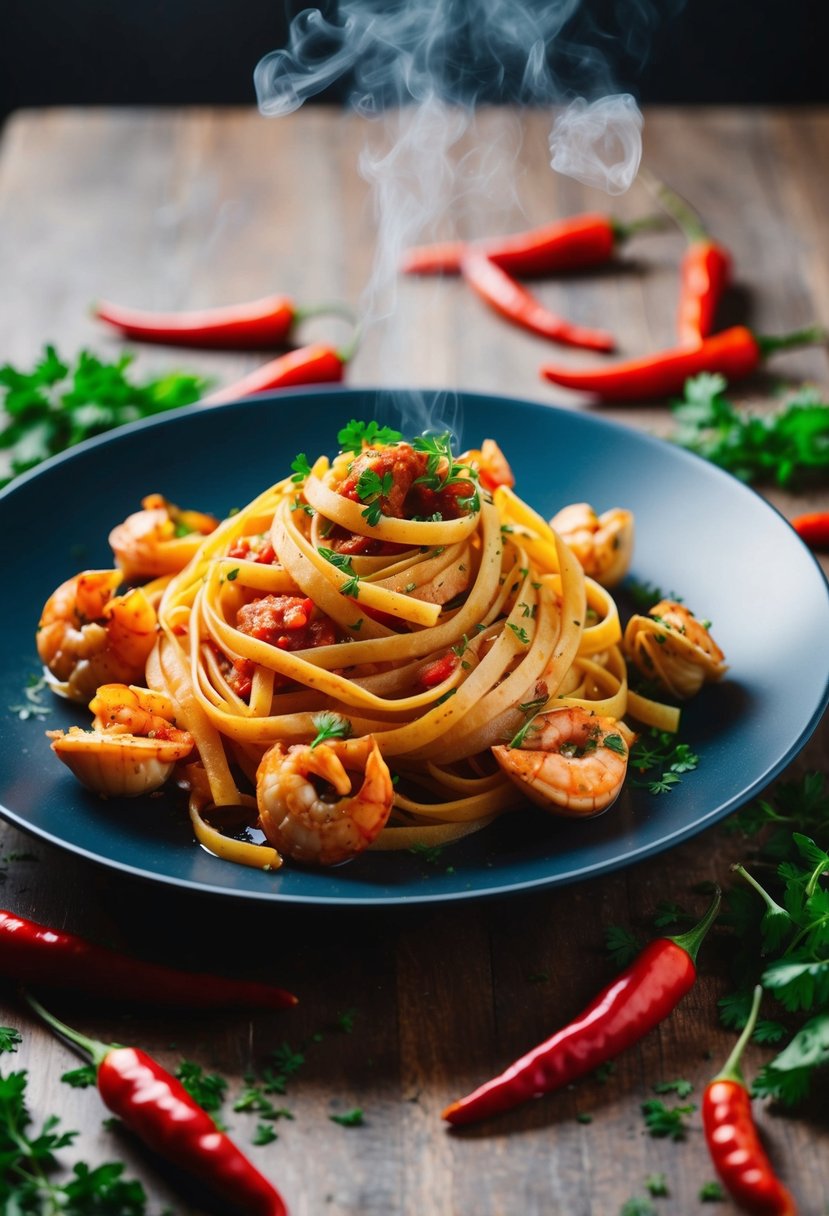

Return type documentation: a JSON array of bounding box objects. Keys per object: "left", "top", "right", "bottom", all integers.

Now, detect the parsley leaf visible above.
[
  {"left": 652, "top": 1078, "right": 694, "bottom": 1099},
  {"left": 644, "top": 1173, "right": 669, "bottom": 1198},
  {"left": 310, "top": 711, "right": 353, "bottom": 749},
  {"left": 640, "top": 1098, "right": 696, "bottom": 1140},
  {"left": 175, "top": 1059, "right": 227, "bottom": 1114},
  {"left": 318, "top": 547, "right": 361, "bottom": 597},
  {"left": 329, "top": 1107, "right": 364, "bottom": 1127},
  {"left": 669, "top": 374, "right": 829, "bottom": 488},
  {"left": 290, "top": 452, "right": 312, "bottom": 483},
  {"left": 0, "top": 346, "right": 207, "bottom": 487},
  {"left": 605, "top": 924, "right": 643, "bottom": 967},
  {"left": 337, "top": 419, "right": 402, "bottom": 454},
  {"left": 699, "top": 1180, "right": 726, "bottom": 1202},
  {"left": 61, "top": 1064, "right": 97, "bottom": 1089},
  {"left": 0, "top": 1027, "right": 22, "bottom": 1054}
]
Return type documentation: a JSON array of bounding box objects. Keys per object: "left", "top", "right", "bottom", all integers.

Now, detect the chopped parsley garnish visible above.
[
  {"left": 640, "top": 1097, "right": 696, "bottom": 1140},
  {"left": 412, "top": 432, "right": 479, "bottom": 511},
  {"left": 337, "top": 419, "right": 402, "bottom": 454},
  {"left": 355, "top": 467, "right": 393, "bottom": 527},
  {"left": 310, "top": 712, "right": 353, "bottom": 749},
  {"left": 61, "top": 1065, "right": 97, "bottom": 1089},
  {"left": 175, "top": 1060, "right": 228, "bottom": 1114},
  {"left": 318, "top": 547, "right": 361, "bottom": 597},
  {"left": 629, "top": 728, "right": 699, "bottom": 795},
  {"left": 329, "top": 1108, "right": 364, "bottom": 1127},
  {"left": 604, "top": 924, "right": 643, "bottom": 967},
  {"left": 507, "top": 623, "right": 531, "bottom": 645},
  {"left": 508, "top": 692, "right": 550, "bottom": 749},
  {"left": 0, "top": 1028, "right": 22, "bottom": 1054}
]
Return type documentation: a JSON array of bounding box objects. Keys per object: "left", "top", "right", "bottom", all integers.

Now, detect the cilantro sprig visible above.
[
  {"left": 0, "top": 345, "right": 207, "bottom": 487},
  {"left": 669, "top": 373, "right": 829, "bottom": 488}
]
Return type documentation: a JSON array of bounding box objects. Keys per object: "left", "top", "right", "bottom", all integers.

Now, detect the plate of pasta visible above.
[{"left": 1, "top": 388, "right": 827, "bottom": 904}]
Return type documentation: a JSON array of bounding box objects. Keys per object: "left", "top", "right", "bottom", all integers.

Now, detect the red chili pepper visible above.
[
  {"left": 791, "top": 511, "right": 829, "bottom": 550},
  {"left": 0, "top": 909, "right": 297, "bottom": 1009},
  {"left": 644, "top": 174, "right": 733, "bottom": 346},
  {"left": 462, "top": 249, "right": 615, "bottom": 353},
  {"left": 442, "top": 889, "right": 721, "bottom": 1126},
  {"left": 402, "top": 213, "right": 662, "bottom": 277},
  {"left": 202, "top": 343, "right": 347, "bottom": 406},
  {"left": 25, "top": 993, "right": 289, "bottom": 1216},
  {"left": 703, "top": 985, "right": 798, "bottom": 1215},
  {"left": 540, "top": 325, "right": 826, "bottom": 401},
  {"left": 94, "top": 295, "right": 349, "bottom": 350}
]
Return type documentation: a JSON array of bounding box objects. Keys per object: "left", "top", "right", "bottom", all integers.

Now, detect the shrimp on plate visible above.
[
  {"left": 47, "top": 683, "right": 194, "bottom": 797},
  {"left": 550, "top": 502, "right": 634, "bottom": 588},
  {"left": 108, "top": 493, "right": 219, "bottom": 582},
  {"left": 36, "top": 570, "right": 158, "bottom": 703},
  {"left": 624, "top": 599, "right": 727, "bottom": 700},
  {"left": 256, "top": 735, "right": 394, "bottom": 866},
  {"left": 492, "top": 706, "right": 633, "bottom": 817}
]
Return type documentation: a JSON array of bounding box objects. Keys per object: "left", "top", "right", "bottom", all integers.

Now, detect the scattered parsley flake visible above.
[
  {"left": 290, "top": 452, "right": 312, "bottom": 482},
  {"left": 176, "top": 1059, "right": 228, "bottom": 1114},
  {"left": 252, "top": 1123, "right": 278, "bottom": 1146},
  {"left": 699, "top": 1180, "right": 726, "bottom": 1202},
  {"left": 640, "top": 1098, "right": 696, "bottom": 1140},
  {"left": 644, "top": 1173, "right": 669, "bottom": 1198},
  {"left": 329, "top": 1107, "right": 364, "bottom": 1127},
  {"left": 310, "top": 711, "right": 353, "bottom": 749},
  {"left": 61, "top": 1064, "right": 97, "bottom": 1089}
]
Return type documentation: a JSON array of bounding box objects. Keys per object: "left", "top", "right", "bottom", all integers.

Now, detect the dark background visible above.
[{"left": 1, "top": 0, "right": 826, "bottom": 123}]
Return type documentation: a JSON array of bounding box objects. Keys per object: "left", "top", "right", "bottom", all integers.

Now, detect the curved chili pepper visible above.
[
  {"left": 443, "top": 889, "right": 721, "bottom": 1126},
  {"left": 462, "top": 249, "right": 615, "bottom": 353},
  {"left": 791, "top": 510, "right": 829, "bottom": 550},
  {"left": 24, "top": 993, "right": 289, "bottom": 1216},
  {"left": 645, "top": 174, "right": 732, "bottom": 346},
  {"left": 94, "top": 295, "right": 349, "bottom": 350},
  {"left": 0, "top": 909, "right": 297, "bottom": 1009},
  {"left": 703, "top": 986, "right": 798, "bottom": 1215},
  {"left": 540, "top": 325, "right": 826, "bottom": 401},
  {"left": 202, "top": 342, "right": 347, "bottom": 406},
  {"left": 402, "top": 213, "right": 662, "bottom": 277}
]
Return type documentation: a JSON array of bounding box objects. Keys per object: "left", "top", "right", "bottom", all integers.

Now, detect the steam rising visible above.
[{"left": 255, "top": 1, "right": 681, "bottom": 368}]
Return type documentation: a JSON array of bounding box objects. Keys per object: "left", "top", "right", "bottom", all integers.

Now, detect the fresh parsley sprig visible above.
[
  {"left": 719, "top": 826, "right": 829, "bottom": 1105},
  {"left": 669, "top": 373, "right": 829, "bottom": 488},
  {"left": 629, "top": 729, "right": 699, "bottom": 795},
  {"left": 412, "top": 433, "right": 480, "bottom": 510},
  {"left": 337, "top": 419, "right": 402, "bottom": 455},
  {"left": 310, "top": 712, "right": 353, "bottom": 750},
  {"left": 355, "top": 467, "right": 393, "bottom": 527},
  {"left": 318, "top": 547, "right": 361, "bottom": 597},
  {"left": 0, "top": 345, "right": 208, "bottom": 487}
]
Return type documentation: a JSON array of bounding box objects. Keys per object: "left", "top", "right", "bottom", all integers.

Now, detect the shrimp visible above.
[
  {"left": 256, "top": 735, "right": 394, "bottom": 866},
  {"left": 549, "top": 502, "right": 634, "bottom": 588},
  {"left": 47, "top": 683, "right": 194, "bottom": 798},
  {"left": 109, "top": 494, "right": 219, "bottom": 581},
  {"left": 460, "top": 438, "right": 515, "bottom": 492},
  {"left": 36, "top": 570, "right": 157, "bottom": 703},
  {"left": 492, "top": 707, "right": 632, "bottom": 817},
  {"left": 624, "top": 599, "right": 727, "bottom": 700}
]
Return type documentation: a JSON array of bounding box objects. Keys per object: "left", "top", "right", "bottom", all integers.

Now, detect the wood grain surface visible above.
[{"left": 0, "top": 105, "right": 827, "bottom": 1216}]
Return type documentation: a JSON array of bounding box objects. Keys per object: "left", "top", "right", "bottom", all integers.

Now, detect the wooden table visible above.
[{"left": 0, "top": 106, "right": 827, "bottom": 1215}]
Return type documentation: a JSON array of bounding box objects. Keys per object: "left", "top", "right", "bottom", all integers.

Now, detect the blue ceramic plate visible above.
[{"left": 2, "top": 388, "right": 827, "bottom": 905}]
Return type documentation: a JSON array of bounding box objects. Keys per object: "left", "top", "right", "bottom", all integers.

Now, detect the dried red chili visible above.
[
  {"left": 443, "top": 889, "right": 721, "bottom": 1125},
  {"left": 540, "top": 325, "right": 826, "bottom": 401},
  {"left": 402, "top": 213, "right": 662, "bottom": 277},
  {"left": 94, "top": 294, "right": 348, "bottom": 350},
  {"left": 0, "top": 909, "right": 297, "bottom": 1009},
  {"left": 25, "top": 993, "right": 289, "bottom": 1216},
  {"left": 703, "top": 985, "right": 798, "bottom": 1215},
  {"left": 462, "top": 249, "right": 615, "bottom": 353},
  {"left": 646, "top": 174, "right": 732, "bottom": 346},
  {"left": 202, "top": 343, "right": 347, "bottom": 405},
  {"left": 791, "top": 510, "right": 829, "bottom": 550}
]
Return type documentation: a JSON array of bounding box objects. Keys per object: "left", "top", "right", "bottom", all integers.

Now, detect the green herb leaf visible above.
[
  {"left": 337, "top": 419, "right": 402, "bottom": 454},
  {"left": 61, "top": 1064, "right": 98, "bottom": 1089},
  {"left": 175, "top": 1060, "right": 228, "bottom": 1114},
  {"left": 0, "top": 1027, "right": 22, "bottom": 1054},
  {"left": 605, "top": 924, "right": 643, "bottom": 968},
  {"left": 640, "top": 1098, "right": 696, "bottom": 1140},
  {"left": 0, "top": 346, "right": 207, "bottom": 487},
  {"left": 644, "top": 1173, "right": 669, "bottom": 1198},
  {"left": 310, "top": 711, "right": 353, "bottom": 750},
  {"left": 329, "top": 1107, "right": 364, "bottom": 1127}
]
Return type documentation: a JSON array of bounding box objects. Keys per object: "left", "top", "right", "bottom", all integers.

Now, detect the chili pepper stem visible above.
[
  {"left": 757, "top": 326, "right": 827, "bottom": 356},
  {"left": 337, "top": 322, "right": 362, "bottom": 364},
  {"left": 638, "top": 169, "right": 708, "bottom": 242},
  {"left": 295, "top": 301, "right": 356, "bottom": 325},
  {"left": 668, "top": 886, "right": 722, "bottom": 963},
  {"left": 611, "top": 213, "right": 668, "bottom": 242},
  {"left": 21, "top": 989, "right": 112, "bottom": 1067},
  {"left": 714, "top": 984, "right": 763, "bottom": 1085}
]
